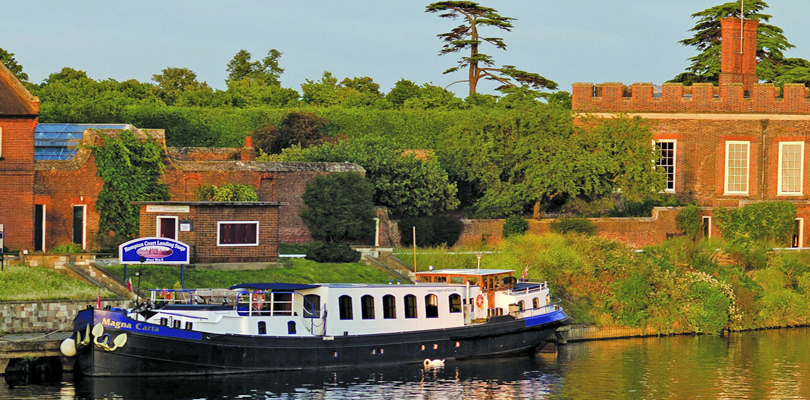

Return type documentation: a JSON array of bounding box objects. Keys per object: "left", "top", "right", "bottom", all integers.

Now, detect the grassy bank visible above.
[
  {"left": 0, "top": 265, "right": 116, "bottom": 301},
  {"left": 103, "top": 258, "right": 393, "bottom": 292}
]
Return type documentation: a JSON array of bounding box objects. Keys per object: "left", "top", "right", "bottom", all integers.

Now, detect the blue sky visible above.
[{"left": 3, "top": 1, "right": 809, "bottom": 96}]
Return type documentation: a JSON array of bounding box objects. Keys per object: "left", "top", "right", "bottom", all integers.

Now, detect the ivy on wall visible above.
[
  {"left": 93, "top": 130, "right": 169, "bottom": 248},
  {"left": 714, "top": 202, "right": 797, "bottom": 246}
]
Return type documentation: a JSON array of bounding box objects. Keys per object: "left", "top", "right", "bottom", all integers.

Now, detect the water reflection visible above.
[{"left": 5, "top": 328, "right": 810, "bottom": 399}]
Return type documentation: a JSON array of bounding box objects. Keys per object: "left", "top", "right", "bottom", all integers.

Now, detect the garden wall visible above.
[{"left": 0, "top": 299, "right": 130, "bottom": 334}]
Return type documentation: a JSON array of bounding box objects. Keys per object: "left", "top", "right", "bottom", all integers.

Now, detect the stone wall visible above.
[{"left": 0, "top": 300, "right": 130, "bottom": 334}]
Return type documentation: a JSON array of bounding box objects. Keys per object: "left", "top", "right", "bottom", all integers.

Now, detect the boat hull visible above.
[{"left": 73, "top": 308, "right": 567, "bottom": 376}]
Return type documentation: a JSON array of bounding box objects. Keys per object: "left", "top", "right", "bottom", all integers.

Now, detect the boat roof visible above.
[
  {"left": 415, "top": 268, "right": 514, "bottom": 276},
  {"left": 229, "top": 283, "right": 320, "bottom": 291}
]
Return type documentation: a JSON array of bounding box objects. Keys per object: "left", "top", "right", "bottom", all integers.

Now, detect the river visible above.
[{"left": 4, "top": 327, "right": 810, "bottom": 399}]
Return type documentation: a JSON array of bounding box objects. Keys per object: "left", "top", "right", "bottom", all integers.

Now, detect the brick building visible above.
[
  {"left": 572, "top": 18, "right": 810, "bottom": 246},
  {"left": 0, "top": 67, "right": 364, "bottom": 252}
]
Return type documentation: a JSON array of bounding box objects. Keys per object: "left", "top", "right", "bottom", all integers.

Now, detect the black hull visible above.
[{"left": 74, "top": 309, "right": 566, "bottom": 376}]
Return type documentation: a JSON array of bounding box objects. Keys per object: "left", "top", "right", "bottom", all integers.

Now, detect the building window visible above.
[
  {"left": 361, "top": 295, "right": 375, "bottom": 319},
  {"left": 703, "top": 216, "right": 712, "bottom": 239},
  {"left": 448, "top": 294, "right": 461, "bottom": 313},
  {"left": 157, "top": 216, "right": 178, "bottom": 240},
  {"left": 339, "top": 295, "right": 353, "bottom": 320},
  {"left": 778, "top": 142, "right": 804, "bottom": 195},
  {"left": 383, "top": 295, "right": 396, "bottom": 319},
  {"left": 35, "top": 205, "right": 46, "bottom": 252},
  {"left": 656, "top": 140, "right": 676, "bottom": 192},
  {"left": 404, "top": 295, "right": 417, "bottom": 319},
  {"left": 425, "top": 294, "right": 439, "bottom": 318},
  {"left": 72, "top": 205, "right": 86, "bottom": 250},
  {"left": 217, "top": 221, "right": 259, "bottom": 246},
  {"left": 725, "top": 141, "right": 750, "bottom": 195},
  {"left": 303, "top": 294, "right": 321, "bottom": 318}
]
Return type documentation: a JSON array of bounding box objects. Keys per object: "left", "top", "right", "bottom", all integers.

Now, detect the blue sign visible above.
[{"left": 119, "top": 237, "right": 190, "bottom": 265}]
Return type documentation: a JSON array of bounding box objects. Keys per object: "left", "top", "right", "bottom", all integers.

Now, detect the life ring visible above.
[
  {"left": 253, "top": 293, "right": 265, "bottom": 310},
  {"left": 475, "top": 294, "right": 484, "bottom": 308}
]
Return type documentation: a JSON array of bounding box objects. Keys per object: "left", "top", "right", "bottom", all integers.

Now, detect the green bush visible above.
[
  {"left": 503, "top": 215, "right": 529, "bottom": 238},
  {"left": 49, "top": 243, "right": 85, "bottom": 254},
  {"left": 196, "top": 183, "right": 258, "bottom": 201},
  {"left": 676, "top": 204, "right": 703, "bottom": 241},
  {"left": 550, "top": 216, "right": 598, "bottom": 236},
  {"left": 305, "top": 243, "right": 361, "bottom": 263},
  {"left": 398, "top": 215, "right": 463, "bottom": 247},
  {"left": 714, "top": 202, "right": 797, "bottom": 245},
  {"left": 300, "top": 172, "right": 375, "bottom": 243}
]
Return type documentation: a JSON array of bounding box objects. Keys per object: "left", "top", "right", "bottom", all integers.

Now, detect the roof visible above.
[
  {"left": 229, "top": 283, "right": 320, "bottom": 291},
  {"left": 34, "top": 123, "right": 133, "bottom": 160},
  {"left": 0, "top": 62, "right": 38, "bottom": 116},
  {"left": 415, "top": 269, "right": 514, "bottom": 276}
]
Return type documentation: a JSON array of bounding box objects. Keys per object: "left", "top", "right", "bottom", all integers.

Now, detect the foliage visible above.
[
  {"left": 151, "top": 67, "right": 212, "bottom": 106},
  {"left": 226, "top": 49, "right": 284, "bottom": 87},
  {"left": 714, "top": 202, "right": 796, "bottom": 245},
  {"left": 608, "top": 194, "right": 682, "bottom": 217},
  {"left": 676, "top": 204, "right": 704, "bottom": 241},
  {"left": 425, "top": 1, "right": 557, "bottom": 95},
  {"left": 300, "top": 172, "right": 376, "bottom": 243},
  {"left": 0, "top": 47, "right": 29, "bottom": 83},
  {"left": 92, "top": 130, "right": 169, "bottom": 247},
  {"left": 196, "top": 183, "right": 258, "bottom": 201},
  {"left": 252, "top": 111, "right": 332, "bottom": 154},
  {"left": 503, "top": 215, "right": 529, "bottom": 238},
  {"left": 672, "top": 1, "right": 809, "bottom": 86},
  {"left": 550, "top": 217, "right": 598, "bottom": 236},
  {"left": 305, "top": 243, "right": 362, "bottom": 263},
  {"left": 49, "top": 243, "right": 85, "bottom": 254},
  {"left": 398, "top": 215, "right": 463, "bottom": 247}
]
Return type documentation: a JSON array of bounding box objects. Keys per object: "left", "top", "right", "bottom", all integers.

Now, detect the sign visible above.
[
  {"left": 146, "top": 205, "right": 189, "bottom": 213},
  {"left": 179, "top": 220, "right": 193, "bottom": 232},
  {"left": 119, "top": 237, "right": 190, "bottom": 265}
]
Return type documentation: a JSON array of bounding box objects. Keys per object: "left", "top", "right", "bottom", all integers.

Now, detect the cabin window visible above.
[
  {"left": 383, "top": 295, "right": 397, "bottom": 319},
  {"left": 517, "top": 300, "right": 525, "bottom": 311},
  {"left": 339, "top": 295, "right": 353, "bottom": 320},
  {"left": 404, "top": 295, "right": 418, "bottom": 318},
  {"left": 448, "top": 294, "right": 461, "bottom": 313},
  {"left": 185, "top": 321, "right": 193, "bottom": 330},
  {"left": 258, "top": 321, "right": 267, "bottom": 334},
  {"left": 273, "top": 293, "right": 293, "bottom": 315},
  {"left": 425, "top": 294, "right": 439, "bottom": 318},
  {"left": 287, "top": 321, "right": 296, "bottom": 334},
  {"left": 361, "top": 295, "right": 375, "bottom": 319},
  {"left": 304, "top": 294, "right": 321, "bottom": 318},
  {"left": 532, "top": 297, "right": 539, "bottom": 309}
]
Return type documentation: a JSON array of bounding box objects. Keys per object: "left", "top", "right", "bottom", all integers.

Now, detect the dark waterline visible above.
[{"left": 5, "top": 327, "right": 810, "bottom": 399}]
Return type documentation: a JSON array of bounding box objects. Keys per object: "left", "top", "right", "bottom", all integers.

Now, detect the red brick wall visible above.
[
  {"left": 138, "top": 204, "right": 279, "bottom": 263},
  {"left": 0, "top": 117, "right": 37, "bottom": 250}
]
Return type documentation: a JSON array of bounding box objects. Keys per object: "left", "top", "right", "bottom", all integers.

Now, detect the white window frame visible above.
[
  {"left": 656, "top": 139, "right": 677, "bottom": 193},
  {"left": 217, "top": 221, "right": 260, "bottom": 247},
  {"left": 73, "top": 204, "right": 87, "bottom": 250},
  {"left": 795, "top": 218, "right": 804, "bottom": 248},
  {"left": 777, "top": 142, "right": 804, "bottom": 196},
  {"left": 724, "top": 141, "right": 750, "bottom": 195},
  {"left": 156, "top": 216, "right": 179, "bottom": 240},
  {"left": 39, "top": 204, "right": 47, "bottom": 251},
  {"left": 702, "top": 216, "right": 712, "bottom": 238}
]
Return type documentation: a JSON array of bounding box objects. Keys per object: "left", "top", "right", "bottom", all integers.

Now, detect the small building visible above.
[{"left": 137, "top": 201, "right": 284, "bottom": 264}]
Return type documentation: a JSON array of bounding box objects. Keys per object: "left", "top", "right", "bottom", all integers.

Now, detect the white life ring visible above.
[
  {"left": 475, "top": 294, "right": 485, "bottom": 308},
  {"left": 253, "top": 293, "right": 265, "bottom": 310}
]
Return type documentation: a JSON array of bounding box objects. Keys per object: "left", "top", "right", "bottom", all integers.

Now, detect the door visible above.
[
  {"left": 158, "top": 217, "right": 177, "bottom": 240},
  {"left": 72, "top": 205, "right": 85, "bottom": 249},
  {"left": 35, "top": 205, "right": 45, "bottom": 251}
]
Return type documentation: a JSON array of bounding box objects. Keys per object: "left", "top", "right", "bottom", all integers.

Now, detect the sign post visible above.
[
  {"left": 0, "top": 224, "right": 4, "bottom": 272},
  {"left": 119, "top": 237, "right": 191, "bottom": 290}
]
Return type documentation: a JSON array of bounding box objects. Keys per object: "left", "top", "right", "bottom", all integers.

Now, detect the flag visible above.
[
  {"left": 96, "top": 291, "right": 101, "bottom": 309},
  {"left": 522, "top": 264, "right": 529, "bottom": 281},
  {"left": 127, "top": 278, "right": 133, "bottom": 292}
]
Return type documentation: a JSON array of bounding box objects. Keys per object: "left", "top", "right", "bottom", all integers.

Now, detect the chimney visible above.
[
  {"left": 719, "top": 17, "right": 759, "bottom": 95},
  {"left": 240, "top": 136, "right": 256, "bottom": 161}
]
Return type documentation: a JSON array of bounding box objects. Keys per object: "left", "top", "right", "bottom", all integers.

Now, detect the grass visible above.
[
  {"left": 104, "top": 258, "right": 394, "bottom": 291},
  {"left": 0, "top": 265, "right": 116, "bottom": 301}
]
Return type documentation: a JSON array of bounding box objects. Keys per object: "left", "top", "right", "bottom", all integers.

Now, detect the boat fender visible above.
[
  {"left": 475, "top": 294, "right": 484, "bottom": 308},
  {"left": 60, "top": 337, "right": 77, "bottom": 357},
  {"left": 253, "top": 293, "right": 265, "bottom": 309}
]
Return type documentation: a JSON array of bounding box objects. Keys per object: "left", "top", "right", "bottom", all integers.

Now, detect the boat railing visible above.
[
  {"left": 509, "top": 298, "right": 562, "bottom": 319},
  {"left": 504, "top": 281, "right": 548, "bottom": 295},
  {"left": 149, "top": 288, "right": 236, "bottom": 306},
  {"left": 235, "top": 291, "right": 327, "bottom": 335}
]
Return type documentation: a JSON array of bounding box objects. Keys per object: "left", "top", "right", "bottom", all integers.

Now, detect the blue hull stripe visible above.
[{"left": 523, "top": 310, "right": 567, "bottom": 327}]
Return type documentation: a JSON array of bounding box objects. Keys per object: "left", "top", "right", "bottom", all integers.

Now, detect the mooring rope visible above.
[{"left": 0, "top": 328, "right": 65, "bottom": 342}]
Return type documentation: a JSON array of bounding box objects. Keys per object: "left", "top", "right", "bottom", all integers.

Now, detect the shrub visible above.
[
  {"left": 305, "top": 243, "right": 361, "bottom": 263},
  {"left": 300, "top": 172, "right": 375, "bottom": 243},
  {"left": 49, "top": 243, "right": 85, "bottom": 254},
  {"left": 398, "top": 215, "right": 463, "bottom": 247},
  {"left": 503, "top": 215, "right": 529, "bottom": 238},
  {"left": 676, "top": 204, "right": 703, "bottom": 241},
  {"left": 196, "top": 183, "right": 258, "bottom": 201},
  {"left": 550, "top": 217, "right": 597, "bottom": 236},
  {"left": 714, "top": 202, "right": 796, "bottom": 245}
]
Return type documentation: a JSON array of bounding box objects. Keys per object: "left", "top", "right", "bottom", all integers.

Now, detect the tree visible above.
[
  {"left": 672, "top": 1, "right": 808, "bottom": 85},
  {"left": 252, "top": 112, "right": 332, "bottom": 154},
  {"left": 386, "top": 78, "right": 422, "bottom": 106},
  {"left": 426, "top": 1, "right": 557, "bottom": 95},
  {"left": 300, "top": 172, "right": 376, "bottom": 243},
  {"left": 152, "top": 67, "right": 212, "bottom": 105},
  {"left": 225, "top": 49, "right": 284, "bottom": 86},
  {"left": 0, "top": 47, "right": 29, "bottom": 83}
]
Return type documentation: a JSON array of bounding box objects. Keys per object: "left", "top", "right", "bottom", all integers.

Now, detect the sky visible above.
[{"left": 3, "top": 1, "right": 810, "bottom": 96}]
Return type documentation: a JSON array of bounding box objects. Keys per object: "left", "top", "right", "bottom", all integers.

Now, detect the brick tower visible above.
[{"left": 0, "top": 63, "right": 39, "bottom": 251}]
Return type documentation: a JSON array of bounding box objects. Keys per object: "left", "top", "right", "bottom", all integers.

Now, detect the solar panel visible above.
[{"left": 34, "top": 123, "right": 132, "bottom": 161}]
